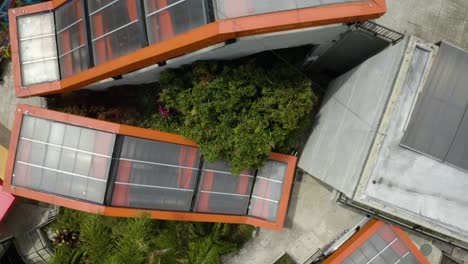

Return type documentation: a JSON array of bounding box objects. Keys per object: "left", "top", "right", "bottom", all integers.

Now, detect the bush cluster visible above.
[{"left": 154, "top": 60, "right": 317, "bottom": 174}]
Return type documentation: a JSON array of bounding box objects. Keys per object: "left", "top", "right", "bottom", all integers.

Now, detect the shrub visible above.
[
  {"left": 49, "top": 209, "right": 255, "bottom": 264},
  {"left": 158, "top": 60, "right": 317, "bottom": 174}
]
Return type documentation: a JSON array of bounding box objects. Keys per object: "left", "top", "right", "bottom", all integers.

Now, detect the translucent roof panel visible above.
[
  {"left": 88, "top": 0, "right": 143, "bottom": 65},
  {"left": 248, "top": 160, "right": 287, "bottom": 222},
  {"left": 55, "top": 0, "right": 90, "bottom": 78},
  {"left": 215, "top": 0, "right": 363, "bottom": 19},
  {"left": 12, "top": 116, "right": 116, "bottom": 204},
  {"left": 17, "top": 12, "right": 60, "bottom": 86},
  {"left": 111, "top": 136, "right": 201, "bottom": 211},
  {"left": 343, "top": 225, "right": 421, "bottom": 264},
  {"left": 144, "top": 0, "right": 209, "bottom": 45},
  {"left": 401, "top": 42, "right": 468, "bottom": 170},
  {"left": 195, "top": 160, "right": 254, "bottom": 215}
]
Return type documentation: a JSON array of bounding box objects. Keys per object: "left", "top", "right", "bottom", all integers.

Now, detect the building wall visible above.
[
  {"left": 298, "top": 39, "right": 406, "bottom": 197},
  {"left": 84, "top": 24, "right": 349, "bottom": 91}
]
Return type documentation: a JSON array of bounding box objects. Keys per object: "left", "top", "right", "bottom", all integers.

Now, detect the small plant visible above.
[
  {"left": 52, "top": 229, "right": 80, "bottom": 247},
  {"left": 49, "top": 209, "right": 257, "bottom": 264}
]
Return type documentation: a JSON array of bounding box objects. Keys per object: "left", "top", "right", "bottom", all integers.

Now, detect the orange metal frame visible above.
[
  {"left": 323, "top": 219, "right": 430, "bottom": 264},
  {"left": 10, "top": 0, "right": 386, "bottom": 97},
  {"left": 3, "top": 104, "right": 297, "bottom": 230}
]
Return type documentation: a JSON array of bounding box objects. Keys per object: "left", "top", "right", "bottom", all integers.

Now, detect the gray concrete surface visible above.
[
  {"left": 298, "top": 40, "right": 406, "bottom": 198},
  {"left": 215, "top": 0, "right": 362, "bottom": 19},
  {"left": 377, "top": 0, "right": 468, "bottom": 50},
  {"left": 362, "top": 39, "right": 468, "bottom": 240},
  {"left": 0, "top": 199, "right": 49, "bottom": 240},
  {"left": 0, "top": 62, "right": 46, "bottom": 131},
  {"left": 408, "top": 232, "right": 443, "bottom": 263},
  {"left": 222, "top": 174, "right": 362, "bottom": 264}
]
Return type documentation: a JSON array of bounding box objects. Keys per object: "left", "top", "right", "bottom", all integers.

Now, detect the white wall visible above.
[{"left": 85, "top": 24, "right": 348, "bottom": 91}]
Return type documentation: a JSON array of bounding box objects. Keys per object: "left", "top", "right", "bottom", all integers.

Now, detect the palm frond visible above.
[
  {"left": 79, "top": 214, "right": 113, "bottom": 263},
  {"left": 48, "top": 246, "right": 83, "bottom": 264}
]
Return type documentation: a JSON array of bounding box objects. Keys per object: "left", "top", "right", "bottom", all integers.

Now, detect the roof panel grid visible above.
[
  {"left": 324, "top": 220, "right": 429, "bottom": 264},
  {"left": 248, "top": 160, "right": 287, "bottom": 222},
  {"left": 12, "top": 116, "right": 115, "bottom": 204},
  {"left": 111, "top": 136, "right": 201, "bottom": 211},
  {"left": 55, "top": 0, "right": 90, "bottom": 78},
  {"left": 144, "top": 0, "right": 209, "bottom": 45},
  {"left": 194, "top": 160, "right": 254, "bottom": 215},
  {"left": 17, "top": 12, "right": 60, "bottom": 86},
  {"left": 88, "top": 0, "right": 143, "bottom": 65}
]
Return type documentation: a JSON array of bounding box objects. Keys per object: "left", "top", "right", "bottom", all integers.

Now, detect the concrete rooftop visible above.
[
  {"left": 377, "top": 0, "right": 468, "bottom": 50},
  {"left": 357, "top": 38, "right": 468, "bottom": 243}
]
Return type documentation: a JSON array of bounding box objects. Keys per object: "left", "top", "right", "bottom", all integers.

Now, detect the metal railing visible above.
[
  {"left": 354, "top": 21, "right": 404, "bottom": 45},
  {"left": 13, "top": 204, "right": 58, "bottom": 263}
]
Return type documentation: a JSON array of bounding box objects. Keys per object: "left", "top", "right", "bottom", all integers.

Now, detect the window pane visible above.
[
  {"left": 144, "top": 0, "right": 208, "bottom": 45},
  {"left": 112, "top": 160, "right": 198, "bottom": 211},
  {"left": 112, "top": 137, "right": 201, "bottom": 211},
  {"left": 248, "top": 197, "right": 278, "bottom": 222},
  {"left": 89, "top": 0, "right": 142, "bottom": 65},
  {"left": 194, "top": 160, "right": 254, "bottom": 215},
  {"left": 248, "top": 160, "right": 287, "bottom": 222},
  {"left": 17, "top": 12, "right": 60, "bottom": 86},
  {"left": 12, "top": 116, "right": 116, "bottom": 204},
  {"left": 55, "top": 0, "right": 89, "bottom": 77}
]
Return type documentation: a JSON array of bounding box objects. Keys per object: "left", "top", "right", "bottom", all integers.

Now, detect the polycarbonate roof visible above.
[
  {"left": 343, "top": 224, "right": 421, "bottom": 264},
  {"left": 144, "top": 0, "right": 208, "bottom": 45},
  {"left": 10, "top": 114, "right": 292, "bottom": 223},
  {"left": 17, "top": 12, "right": 60, "bottom": 86},
  {"left": 195, "top": 160, "right": 255, "bottom": 215},
  {"left": 111, "top": 136, "right": 201, "bottom": 211},
  {"left": 12, "top": 116, "right": 115, "bottom": 203},
  {"left": 16, "top": 0, "right": 211, "bottom": 86},
  {"left": 248, "top": 160, "right": 287, "bottom": 221},
  {"left": 55, "top": 0, "right": 89, "bottom": 78},
  {"left": 88, "top": 0, "right": 143, "bottom": 65}
]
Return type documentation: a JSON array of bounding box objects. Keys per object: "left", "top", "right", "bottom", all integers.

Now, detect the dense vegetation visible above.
[
  {"left": 156, "top": 60, "right": 316, "bottom": 174},
  {"left": 48, "top": 209, "right": 255, "bottom": 264},
  {"left": 49, "top": 54, "right": 317, "bottom": 174}
]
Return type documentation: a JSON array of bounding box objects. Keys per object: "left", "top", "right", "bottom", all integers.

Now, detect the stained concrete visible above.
[
  {"left": 377, "top": 0, "right": 468, "bottom": 50},
  {"left": 363, "top": 42, "right": 468, "bottom": 240},
  {"left": 222, "top": 175, "right": 363, "bottom": 264},
  {"left": 298, "top": 40, "right": 406, "bottom": 198}
]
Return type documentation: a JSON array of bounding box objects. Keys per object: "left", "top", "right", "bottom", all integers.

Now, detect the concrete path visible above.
[
  {"left": 0, "top": 62, "right": 45, "bottom": 131},
  {"left": 377, "top": 0, "right": 468, "bottom": 50},
  {"left": 222, "top": 175, "right": 362, "bottom": 264}
]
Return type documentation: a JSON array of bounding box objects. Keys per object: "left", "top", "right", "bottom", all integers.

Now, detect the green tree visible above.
[
  {"left": 158, "top": 60, "right": 317, "bottom": 174},
  {"left": 48, "top": 246, "right": 83, "bottom": 264},
  {"left": 79, "top": 215, "right": 114, "bottom": 263},
  {"left": 188, "top": 223, "right": 237, "bottom": 264}
]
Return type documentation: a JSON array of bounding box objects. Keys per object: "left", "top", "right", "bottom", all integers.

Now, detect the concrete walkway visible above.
[
  {"left": 377, "top": 0, "right": 468, "bottom": 50},
  {"left": 222, "top": 175, "right": 362, "bottom": 264},
  {"left": 0, "top": 62, "right": 45, "bottom": 131}
]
